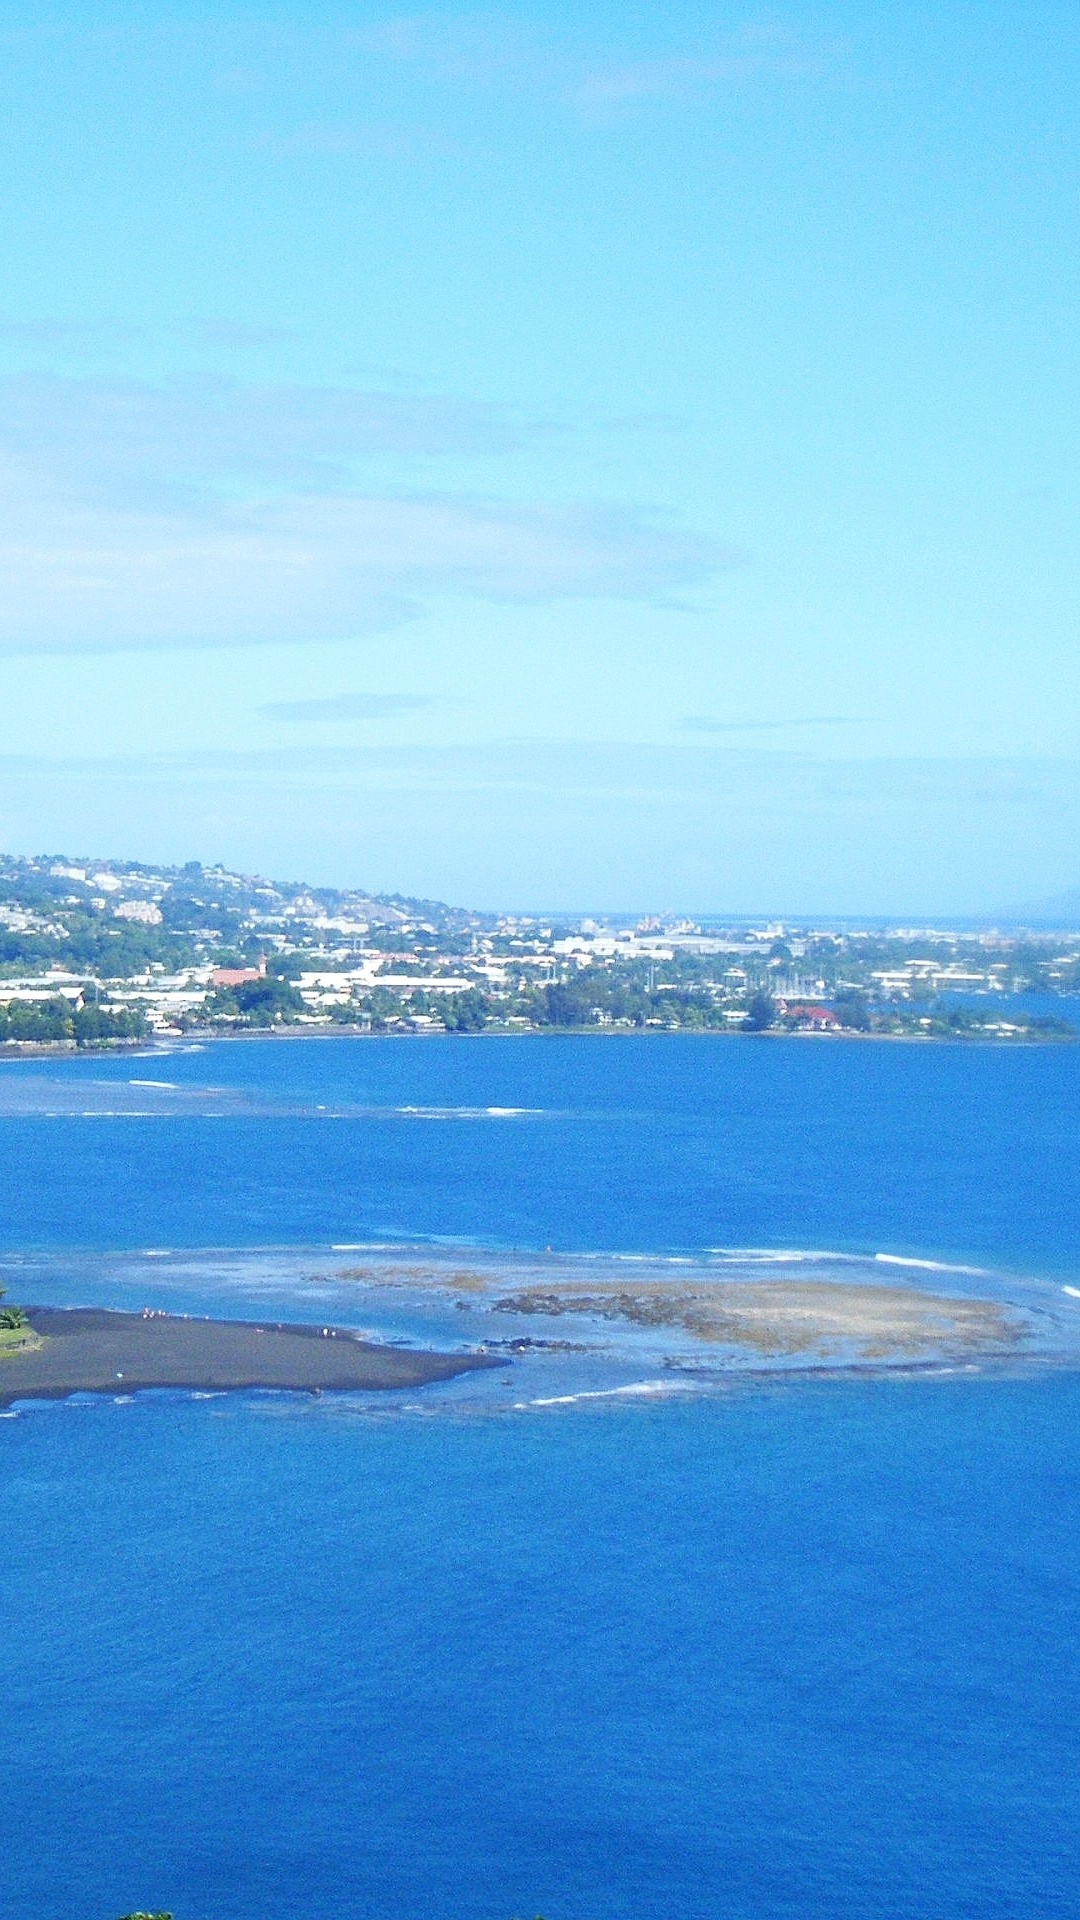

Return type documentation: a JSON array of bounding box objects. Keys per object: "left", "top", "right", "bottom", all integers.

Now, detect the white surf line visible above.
[
  {"left": 874, "top": 1253, "right": 992, "bottom": 1276},
  {"left": 705, "top": 1246, "right": 860, "bottom": 1263},
  {"left": 1062, "top": 1286, "right": 1080, "bottom": 1299},
  {"left": 518, "top": 1380, "right": 691, "bottom": 1408}
]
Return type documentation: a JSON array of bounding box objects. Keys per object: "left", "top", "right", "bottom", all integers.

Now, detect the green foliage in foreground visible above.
[
  {"left": 208, "top": 974, "right": 306, "bottom": 1027},
  {"left": 743, "top": 990, "right": 775, "bottom": 1031},
  {"left": 0, "top": 997, "right": 147, "bottom": 1046},
  {"left": 0, "top": 1284, "right": 35, "bottom": 1351},
  {"left": 442, "top": 986, "right": 491, "bottom": 1032},
  {"left": 0, "top": 1329, "right": 37, "bottom": 1354}
]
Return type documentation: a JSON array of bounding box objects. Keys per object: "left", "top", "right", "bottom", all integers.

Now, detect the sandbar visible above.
[{"left": 0, "top": 1307, "right": 498, "bottom": 1406}]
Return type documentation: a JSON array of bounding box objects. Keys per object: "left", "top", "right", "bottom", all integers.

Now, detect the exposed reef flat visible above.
[
  {"left": 322, "top": 1252, "right": 1029, "bottom": 1367},
  {"left": 488, "top": 1278, "right": 1017, "bottom": 1360},
  {"left": 0, "top": 1307, "right": 498, "bottom": 1406},
  {"left": 0, "top": 1246, "right": 1053, "bottom": 1417}
]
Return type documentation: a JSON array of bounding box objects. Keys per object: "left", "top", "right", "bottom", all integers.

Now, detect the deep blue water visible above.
[
  {"left": 2, "top": 1035, "right": 1079, "bottom": 1919},
  {"left": 0, "top": 1030, "right": 1079, "bottom": 1273}
]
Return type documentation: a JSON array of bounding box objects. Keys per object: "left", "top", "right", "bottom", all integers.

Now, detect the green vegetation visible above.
[
  {"left": 521, "top": 973, "right": 734, "bottom": 1030},
  {"left": 442, "top": 987, "right": 490, "bottom": 1032},
  {"left": 744, "top": 991, "right": 775, "bottom": 1032},
  {"left": 264, "top": 955, "right": 1076, "bottom": 1042},
  {"left": 0, "top": 998, "right": 147, "bottom": 1047},
  {"left": 209, "top": 973, "right": 306, "bottom": 1027},
  {"left": 0, "top": 1287, "right": 38, "bottom": 1356},
  {"left": 0, "top": 850, "right": 1076, "bottom": 1045},
  {"left": 833, "top": 988, "right": 872, "bottom": 1031}
]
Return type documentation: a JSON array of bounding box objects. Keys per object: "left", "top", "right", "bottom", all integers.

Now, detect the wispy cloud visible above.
[
  {"left": 0, "top": 317, "right": 298, "bottom": 366},
  {"left": 350, "top": 13, "right": 537, "bottom": 85},
  {"left": 341, "top": 14, "right": 841, "bottom": 117},
  {"left": 186, "top": 320, "right": 299, "bottom": 352},
  {"left": 252, "top": 123, "right": 437, "bottom": 161},
  {"left": 0, "top": 372, "right": 515, "bottom": 506},
  {"left": 679, "top": 715, "right": 871, "bottom": 735},
  {"left": 0, "top": 489, "right": 727, "bottom": 653},
  {"left": 570, "top": 25, "right": 835, "bottom": 112},
  {"left": 0, "top": 371, "right": 730, "bottom": 654},
  {"left": 0, "top": 316, "right": 148, "bottom": 361},
  {"left": 263, "top": 693, "right": 434, "bottom": 723}
]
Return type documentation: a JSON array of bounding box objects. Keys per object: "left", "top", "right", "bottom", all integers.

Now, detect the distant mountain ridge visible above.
[
  {"left": 995, "top": 885, "right": 1080, "bottom": 929},
  {"left": 0, "top": 851, "right": 479, "bottom": 932},
  {"left": 9, "top": 847, "right": 1080, "bottom": 932}
]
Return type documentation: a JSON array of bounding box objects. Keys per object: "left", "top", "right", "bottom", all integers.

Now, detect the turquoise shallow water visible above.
[{"left": 1, "top": 1035, "right": 1079, "bottom": 1918}]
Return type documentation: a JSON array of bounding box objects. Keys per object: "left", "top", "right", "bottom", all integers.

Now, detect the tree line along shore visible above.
[{"left": 0, "top": 849, "right": 1075, "bottom": 1046}]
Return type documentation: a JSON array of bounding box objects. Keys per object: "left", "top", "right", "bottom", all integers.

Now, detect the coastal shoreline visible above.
[
  {"left": 0, "top": 1023, "right": 1070, "bottom": 1061},
  {"left": 0, "top": 1307, "right": 499, "bottom": 1406}
]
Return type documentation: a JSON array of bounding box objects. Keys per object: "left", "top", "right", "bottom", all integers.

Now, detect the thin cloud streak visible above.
[
  {"left": 0, "top": 744, "right": 1072, "bottom": 915},
  {"left": 264, "top": 693, "right": 435, "bottom": 723},
  {"left": 0, "top": 317, "right": 299, "bottom": 364},
  {"left": 0, "top": 372, "right": 517, "bottom": 504},
  {"left": 345, "top": 14, "right": 842, "bottom": 115},
  {"left": 252, "top": 123, "right": 438, "bottom": 160},
  {"left": 6, "top": 741, "right": 1074, "bottom": 799},
  {"left": 571, "top": 29, "right": 835, "bottom": 110},
  {"left": 679, "top": 715, "right": 872, "bottom": 734}
]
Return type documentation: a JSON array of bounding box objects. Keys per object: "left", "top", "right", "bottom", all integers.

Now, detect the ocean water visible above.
[{"left": 2, "top": 1035, "right": 1079, "bottom": 1919}]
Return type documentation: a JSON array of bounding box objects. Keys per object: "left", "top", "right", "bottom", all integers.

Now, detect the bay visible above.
[{"left": 1, "top": 1034, "right": 1078, "bottom": 1920}]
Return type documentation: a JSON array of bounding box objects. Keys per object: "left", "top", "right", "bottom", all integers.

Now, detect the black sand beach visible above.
[{"left": 0, "top": 1307, "right": 499, "bottom": 1405}]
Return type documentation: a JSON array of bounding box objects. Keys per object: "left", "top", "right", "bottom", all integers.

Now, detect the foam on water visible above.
[{"left": 874, "top": 1251, "right": 992, "bottom": 1275}]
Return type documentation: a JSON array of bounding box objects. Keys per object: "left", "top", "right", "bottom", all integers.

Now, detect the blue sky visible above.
[{"left": 0, "top": 2, "right": 1078, "bottom": 913}]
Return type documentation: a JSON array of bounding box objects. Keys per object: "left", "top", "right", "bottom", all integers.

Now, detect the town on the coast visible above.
[{"left": 0, "top": 850, "right": 1075, "bottom": 1048}]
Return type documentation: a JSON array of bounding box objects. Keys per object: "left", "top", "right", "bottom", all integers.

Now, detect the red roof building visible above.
[
  {"left": 211, "top": 957, "right": 267, "bottom": 989},
  {"left": 778, "top": 1001, "right": 841, "bottom": 1029}
]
